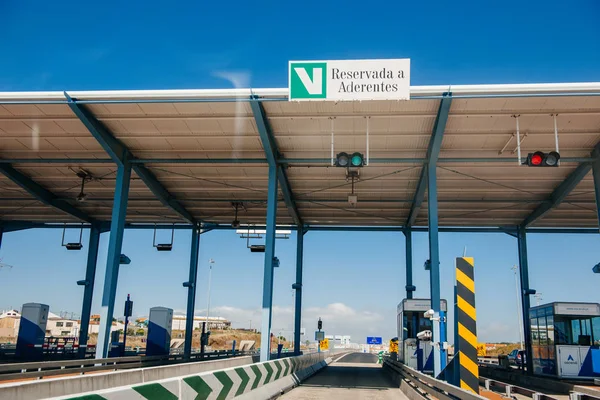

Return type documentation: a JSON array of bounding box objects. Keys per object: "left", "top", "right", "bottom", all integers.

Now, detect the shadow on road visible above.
[{"left": 300, "top": 365, "right": 396, "bottom": 390}]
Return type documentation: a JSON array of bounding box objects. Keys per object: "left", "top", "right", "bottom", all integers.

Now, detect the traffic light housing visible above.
[
  {"left": 317, "top": 318, "right": 322, "bottom": 330},
  {"left": 335, "top": 152, "right": 365, "bottom": 167},
  {"left": 524, "top": 151, "right": 560, "bottom": 167}
]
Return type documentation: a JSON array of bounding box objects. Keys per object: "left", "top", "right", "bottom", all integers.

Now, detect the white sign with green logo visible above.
[{"left": 289, "top": 58, "right": 410, "bottom": 101}]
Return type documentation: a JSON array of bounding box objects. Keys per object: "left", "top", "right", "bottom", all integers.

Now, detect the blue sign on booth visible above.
[{"left": 366, "top": 337, "right": 382, "bottom": 345}]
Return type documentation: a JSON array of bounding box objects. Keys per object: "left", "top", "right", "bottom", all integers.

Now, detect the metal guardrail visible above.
[
  {"left": 0, "top": 350, "right": 256, "bottom": 382},
  {"left": 477, "top": 356, "right": 499, "bottom": 365},
  {"left": 481, "top": 377, "right": 559, "bottom": 400},
  {"left": 383, "top": 357, "right": 486, "bottom": 400}
]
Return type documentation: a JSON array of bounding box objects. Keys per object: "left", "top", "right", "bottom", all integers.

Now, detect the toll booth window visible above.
[
  {"left": 592, "top": 317, "right": 600, "bottom": 346},
  {"left": 538, "top": 315, "right": 548, "bottom": 345},
  {"left": 546, "top": 314, "right": 555, "bottom": 344},
  {"left": 531, "top": 317, "right": 539, "bottom": 345},
  {"left": 403, "top": 315, "right": 411, "bottom": 340},
  {"left": 554, "top": 317, "right": 572, "bottom": 345},
  {"left": 418, "top": 317, "right": 432, "bottom": 333}
]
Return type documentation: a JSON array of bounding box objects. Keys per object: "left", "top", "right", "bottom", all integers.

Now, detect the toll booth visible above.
[
  {"left": 530, "top": 302, "right": 600, "bottom": 379},
  {"left": 146, "top": 307, "right": 173, "bottom": 356},
  {"left": 397, "top": 298, "right": 447, "bottom": 374},
  {"left": 15, "top": 303, "right": 49, "bottom": 360}
]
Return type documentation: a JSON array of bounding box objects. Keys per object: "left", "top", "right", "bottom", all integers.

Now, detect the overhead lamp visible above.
[
  {"left": 62, "top": 224, "right": 83, "bottom": 251},
  {"left": 153, "top": 224, "right": 174, "bottom": 251},
  {"left": 120, "top": 254, "right": 131, "bottom": 265},
  {"left": 250, "top": 245, "right": 266, "bottom": 253},
  {"left": 592, "top": 263, "right": 600, "bottom": 274}
]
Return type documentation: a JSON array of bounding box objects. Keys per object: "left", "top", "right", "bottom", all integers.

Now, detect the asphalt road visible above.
[{"left": 281, "top": 352, "right": 408, "bottom": 400}]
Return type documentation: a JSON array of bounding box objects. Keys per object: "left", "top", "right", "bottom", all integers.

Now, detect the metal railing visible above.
[
  {"left": 383, "top": 357, "right": 486, "bottom": 400},
  {"left": 0, "top": 350, "right": 256, "bottom": 382},
  {"left": 481, "top": 377, "right": 560, "bottom": 400}
]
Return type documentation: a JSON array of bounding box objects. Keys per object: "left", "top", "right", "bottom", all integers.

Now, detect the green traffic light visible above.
[{"left": 351, "top": 153, "right": 363, "bottom": 166}]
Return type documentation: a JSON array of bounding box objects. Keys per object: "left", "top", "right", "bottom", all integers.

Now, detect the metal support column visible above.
[
  {"left": 78, "top": 224, "right": 101, "bottom": 358},
  {"left": 96, "top": 163, "right": 132, "bottom": 359},
  {"left": 593, "top": 154, "right": 600, "bottom": 229},
  {"left": 427, "top": 163, "right": 444, "bottom": 376},
  {"left": 260, "top": 165, "right": 278, "bottom": 361},
  {"left": 517, "top": 226, "right": 534, "bottom": 374},
  {"left": 0, "top": 227, "right": 3, "bottom": 250},
  {"left": 293, "top": 228, "right": 305, "bottom": 355},
  {"left": 184, "top": 226, "right": 200, "bottom": 359},
  {"left": 404, "top": 228, "right": 414, "bottom": 299}
]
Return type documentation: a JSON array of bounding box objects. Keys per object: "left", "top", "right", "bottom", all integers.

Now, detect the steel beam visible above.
[
  {"left": 66, "top": 93, "right": 196, "bottom": 224},
  {"left": 251, "top": 100, "right": 302, "bottom": 225},
  {"left": 427, "top": 162, "right": 443, "bottom": 376},
  {"left": 293, "top": 228, "right": 305, "bottom": 355},
  {"left": 521, "top": 164, "right": 593, "bottom": 227},
  {"left": 184, "top": 226, "right": 201, "bottom": 358},
  {"left": 78, "top": 224, "right": 101, "bottom": 358},
  {"left": 0, "top": 156, "right": 594, "bottom": 165},
  {"left": 260, "top": 165, "right": 278, "bottom": 361},
  {"left": 0, "top": 164, "right": 95, "bottom": 223},
  {"left": 96, "top": 162, "right": 131, "bottom": 359},
  {"left": 517, "top": 226, "right": 534, "bottom": 374},
  {"left": 406, "top": 94, "right": 452, "bottom": 226},
  {"left": 592, "top": 146, "right": 600, "bottom": 230},
  {"left": 404, "top": 228, "right": 414, "bottom": 299},
  {"left": 0, "top": 226, "right": 3, "bottom": 250}
]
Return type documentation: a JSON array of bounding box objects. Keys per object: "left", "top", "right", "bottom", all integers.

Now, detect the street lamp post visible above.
[{"left": 206, "top": 259, "right": 215, "bottom": 331}]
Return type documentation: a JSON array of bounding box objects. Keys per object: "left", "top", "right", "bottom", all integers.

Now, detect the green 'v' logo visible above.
[{"left": 290, "top": 62, "right": 327, "bottom": 99}]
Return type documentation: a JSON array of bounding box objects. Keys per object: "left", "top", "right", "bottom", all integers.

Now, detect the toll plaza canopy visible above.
[{"left": 0, "top": 82, "right": 599, "bottom": 230}]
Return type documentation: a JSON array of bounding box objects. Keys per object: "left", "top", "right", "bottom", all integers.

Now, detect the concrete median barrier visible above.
[{"left": 47, "top": 352, "right": 333, "bottom": 399}]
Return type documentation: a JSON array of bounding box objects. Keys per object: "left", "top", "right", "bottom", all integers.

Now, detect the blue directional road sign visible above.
[{"left": 366, "top": 337, "right": 383, "bottom": 345}]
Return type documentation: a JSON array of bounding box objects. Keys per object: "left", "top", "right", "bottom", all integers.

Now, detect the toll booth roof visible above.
[
  {"left": 0, "top": 83, "right": 599, "bottom": 229},
  {"left": 532, "top": 302, "right": 600, "bottom": 317}
]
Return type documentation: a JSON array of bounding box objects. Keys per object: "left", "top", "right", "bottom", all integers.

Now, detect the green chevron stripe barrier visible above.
[
  {"left": 63, "top": 352, "right": 331, "bottom": 400},
  {"left": 234, "top": 367, "right": 250, "bottom": 396},
  {"left": 263, "top": 362, "right": 274, "bottom": 384},
  {"left": 273, "top": 360, "right": 283, "bottom": 380}
]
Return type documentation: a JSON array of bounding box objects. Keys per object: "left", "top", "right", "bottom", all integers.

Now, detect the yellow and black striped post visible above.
[{"left": 456, "top": 257, "right": 479, "bottom": 394}]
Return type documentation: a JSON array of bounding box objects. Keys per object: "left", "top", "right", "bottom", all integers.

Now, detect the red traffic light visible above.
[
  {"left": 525, "top": 151, "right": 560, "bottom": 167},
  {"left": 530, "top": 152, "right": 543, "bottom": 166}
]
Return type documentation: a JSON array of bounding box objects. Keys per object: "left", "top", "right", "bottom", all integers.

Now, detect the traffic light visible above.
[
  {"left": 335, "top": 152, "right": 365, "bottom": 167},
  {"left": 524, "top": 151, "right": 560, "bottom": 167},
  {"left": 317, "top": 318, "right": 322, "bottom": 331}
]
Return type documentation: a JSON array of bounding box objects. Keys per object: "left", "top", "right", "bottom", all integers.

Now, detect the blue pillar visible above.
[
  {"left": 78, "top": 224, "right": 101, "bottom": 358},
  {"left": 404, "top": 228, "right": 414, "bottom": 299},
  {"left": 293, "top": 228, "right": 305, "bottom": 355},
  {"left": 184, "top": 227, "right": 200, "bottom": 359},
  {"left": 517, "top": 226, "right": 534, "bottom": 374},
  {"left": 260, "top": 165, "right": 278, "bottom": 361},
  {"left": 593, "top": 155, "right": 600, "bottom": 230},
  {"left": 427, "top": 163, "right": 444, "bottom": 375},
  {"left": 96, "top": 163, "right": 131, "bottom": 359}
]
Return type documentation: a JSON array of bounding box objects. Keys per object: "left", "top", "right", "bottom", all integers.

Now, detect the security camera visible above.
[
  {"left": 416, "top": 330, "right": 432, "bottom": 341},
  {"left": 423, "top": 309, "right": 435, "bottom": 319},
  {"left": 231, "top": 219, "right": 241, "bottom": 229}
]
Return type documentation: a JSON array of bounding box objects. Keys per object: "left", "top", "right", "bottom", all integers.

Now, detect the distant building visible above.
[
  {"left": 46, "top": 312, "right": 79, "bottom": 337},
  {"left": 87, "top": 314, "right": 124, "bottom": 335},
  {"left": 325, "top": 335, "right": 352, "bottom": 346},
  {"left": 0, "top": 309, "right": 21, "bottom": 337},
  {"left": 171, "top": 315, "right": 231, "bottom": 331}
]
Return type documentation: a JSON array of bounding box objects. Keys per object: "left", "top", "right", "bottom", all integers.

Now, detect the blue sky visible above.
[{"left": 1, "top": 0, "right": 600, "bottom": 343}]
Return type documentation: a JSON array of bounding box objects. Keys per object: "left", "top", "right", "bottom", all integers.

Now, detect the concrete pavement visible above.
[{"left": 281, "top": 352, "right": 409, "bottom": 400}]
